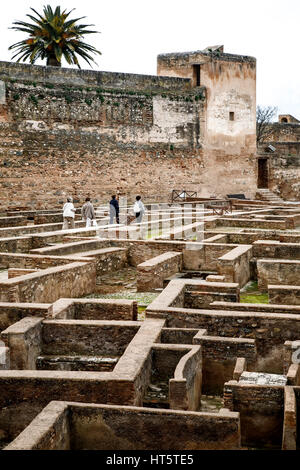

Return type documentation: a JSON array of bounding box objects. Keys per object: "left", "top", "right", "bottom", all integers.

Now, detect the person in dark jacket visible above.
[{"left": 109, "top": 195, "right": 119, "bottom": 224}]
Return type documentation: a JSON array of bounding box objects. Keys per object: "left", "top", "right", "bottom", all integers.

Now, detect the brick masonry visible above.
[{"left": 0, "top": 55, "right": 257, "bottom": 209}]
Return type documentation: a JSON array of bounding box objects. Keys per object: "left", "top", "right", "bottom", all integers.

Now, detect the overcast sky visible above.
[{"left": 0, "top": 0, "right": 299, "bottom": 119}]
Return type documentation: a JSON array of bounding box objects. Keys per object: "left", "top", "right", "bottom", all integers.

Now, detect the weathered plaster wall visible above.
[
  {"left": 258, "top": 121, "right": 300, "bottom": 200},
  {"left": 268, "top": 154, "right": 300, "bottom": 200},
  {"left": 157, "top": 50, "right": 257, "bottom": 198}
]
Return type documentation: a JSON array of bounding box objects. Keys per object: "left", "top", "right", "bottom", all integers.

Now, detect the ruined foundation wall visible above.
[{"left": 268, "top": 153, "right": 300, "bottom": 201}]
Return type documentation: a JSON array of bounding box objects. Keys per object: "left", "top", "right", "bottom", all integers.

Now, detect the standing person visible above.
[
  {"left": 133, "top": 195, "right": 145, "bottom": 223},
  {"left": 81, "top": 197, "right": 96, "bottom": 228},
  {"left": 109, "top": 195, "right": 120, "bottom": 224},
  {"left": 62, "top": 196, "right": 75, "bottom": 230}
]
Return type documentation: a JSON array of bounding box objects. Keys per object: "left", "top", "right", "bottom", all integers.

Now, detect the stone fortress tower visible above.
[{"left": 157, "top": 45, "right": 257, "bottom": 198}]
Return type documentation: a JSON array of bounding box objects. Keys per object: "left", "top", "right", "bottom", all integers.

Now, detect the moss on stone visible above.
[{"left": 240, "top": 293, "right": 269, "bottom": 304}]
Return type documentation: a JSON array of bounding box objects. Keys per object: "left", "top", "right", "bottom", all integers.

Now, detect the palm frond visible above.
[{"left": 9, "top": 5, "right": 100, "bottom": 67}]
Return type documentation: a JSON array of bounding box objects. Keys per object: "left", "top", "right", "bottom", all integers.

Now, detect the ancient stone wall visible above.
[
  {"left": 257, "top": 259, "right": 300, "bottom": 290},
  {"left": 194, "top": 334, "right": 256, "bottom": 395},
  {"left": 266, "top": 123, "right": 300, "bottom": 144},
  {"left": 0, "top": 261, "right": 96, "bottom": 303},
  {"left": 217, "top": 245, "right": 253, "bottom": 287},
  {"left": 136, "top": 251, "right": 182, "bottom": 291},
  {"left": 224, "top": 381, "right": 284, "bottom": 448},
  {"left": 268, "top": 153, "right": 300, "bottom": 200},
  {"left": 0, "top": 56, "right": 257, "bottom": 209},
  {"left": 0, "top": 61, "right": 204, "bottom": 209},
  {"left": 5, "top": 401, "right": 241, "bottom": 450},
  {"left": 258, "top": 121, "right": 300, "bottom": 200},
  {"left": 41, "top": 320, "right": 139, "bottom": 356}
]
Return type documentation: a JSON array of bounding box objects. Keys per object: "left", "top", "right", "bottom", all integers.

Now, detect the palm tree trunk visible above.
[{"left": 47, "top": 55, "right": 61, "bottom": 67}]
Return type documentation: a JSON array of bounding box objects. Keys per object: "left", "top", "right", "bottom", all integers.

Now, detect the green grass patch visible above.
[
  {"left": 85, "top": 292, "right": 158, "bottom": 305},
  {"left": 146, "top": 230, "right": 163, "bottom": 239},
  {"left": 240, "top": 281, "right": 268, "bottom": 303},
  {"left": 242, "top": 281, "right": 259, "bottom": 293},
  {"left": 240, "top": 293, "right": 269, "bottom": 304}
]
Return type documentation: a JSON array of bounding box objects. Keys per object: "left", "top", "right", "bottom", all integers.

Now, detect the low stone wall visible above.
[
  {"left": 110, "top": 239, "right": 205, "bottom": 270},
  {"left": 0, "top": 302, "right": 52, "bottom": 332},
  {"left": 112, "top": 319, "right": 165, "bottom": 407},
  {"left": 0, "top": 371, "right": 109, "bottom": 440},
  {"left": 77, "top": 247, "right": 128, "bottom": 276},
  {"left": 31, "top": 239, "right": 108, "bottom": 256},
  {"left": 204, "top": 234, "right": 228, "bottom": 243},
  {"left": 269, "top": 285, "right": 300, "bottom": 305},
  {"left": 147, "top": 304, "right": 300, "bottom": 370},
  {"left": 1, "top": 317, "right": 42, "bottom": 369},
  {"left": 109, "top": 238, "right": 242, "bottom": 272},
  {"left": 193, "top": 332, "right": 256, "bottom": 395},
  {"left": 217, "top": 245, "right": 253, "bottom": 287},
  {"left": 0, "top": 318, "right": 165, "bottom": 441},
  {"left": 184, "top": 281, "right": 240, "bottom": 308},
  {"left": 161, "top": 327, "right": 200, "bottom": 344},
  {"left": 0, "top": 216, "right": 26, "bottom": 227},
  {"left": 0, "top": 261, "right": 96, "bottom": 303},
  {"left": 1, "top": 317, "right": 140, "bottom": 370},
  {"left": 5, "top": 401, "right": 241, "bottom": 450},
  {"left": 211, "top": 301, "right": 300, "bottom": 315},
  {"left": 30, "top": 228, "right": 103, "bottom": 249},
  {"left": 51, "top": 299, "right": 138, "bottom": 321},
  {"left": 34, "top": 213, "right": 83, "bottom": 225},
  {"left": 202, "top": 244, "right": 237, "bottom": 270},
  {"left": 0, "top": 236, "right": 32, "bottom": 253},
  {"left": 158, "top": 221, "right": 204, "bottom": 241},
  {"left": 8, "top": 268, "right": 38, "bottom": 278},
  {"left": 184, "top": 291, "right": 239, "bottom": 308},
  {"left": 253, "top": 241, "right": 300, "bottom": 260},
  {"left": 34, "top": 213, "right": 64, "bottom": 225},
  {"left": 148, "top": 279, "right": 240, "bottom": 313},
  {"left": 4, "top": 401, "right": 70, "bottom": 450},
  {"left": 151, "top": 344, "right": 202, "bottom": 411},
  {"left": 0, "top": 252, "right": 88, "bottom": 270},
  {"left": 170, "top": 346, "right": 202, "bottom": 411},
  {"left": 41, "top": 320, "right": 139, "bottom": 357},
  {"left": 137, "top": 252, "right": 182, "bottom": 292},
  {"left": 282, "top": 386, "right": 297, "bottom": 450},
  {"left": 217, "top": 218, "right": 287, "bottom": 230},
  {"left": 258, "top": 259, "right": 300, "bottom": 290},
  {"left": 0, "top": 221, "right": 82, "bottom": 239},
  {"left": 224, "top": 381, "right": 284, "bottom": 448}
]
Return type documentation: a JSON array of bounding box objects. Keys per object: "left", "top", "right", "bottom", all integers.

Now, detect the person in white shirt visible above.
[
  {"left": 62, "top": 196, "right": 76, "bottom": 230},
  {"left": 133, "top": 195, "right": 145, "bottom": 223}
]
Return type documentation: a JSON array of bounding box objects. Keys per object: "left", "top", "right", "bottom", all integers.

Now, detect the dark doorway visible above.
[
  {"left": 258, "top": 158, "right": 269, "bottom": 188},
  {"left": 193, "top": 65, "right": 201, "bottom": 87}
]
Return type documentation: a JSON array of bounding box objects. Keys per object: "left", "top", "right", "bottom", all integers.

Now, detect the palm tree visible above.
[{"left": 8, "top": 5, "right": 101, "bottom": 68}]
